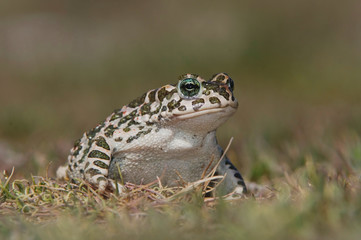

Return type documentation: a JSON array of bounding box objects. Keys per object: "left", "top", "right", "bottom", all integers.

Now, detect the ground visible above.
[
  {"left": 1, "top": 129, "right": 361, "bottom": 240},
  {"left": 1, "top": 1, "right": 361, "bottom": 239}
]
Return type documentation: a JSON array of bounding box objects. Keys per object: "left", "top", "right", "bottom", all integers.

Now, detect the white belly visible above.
[{"left": 108, "top": 130, "right": 221, "bottom": 186}]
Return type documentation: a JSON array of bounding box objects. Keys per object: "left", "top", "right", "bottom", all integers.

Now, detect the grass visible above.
[{"left": 1, "top": 134, "right": 360, "bottom": 240}]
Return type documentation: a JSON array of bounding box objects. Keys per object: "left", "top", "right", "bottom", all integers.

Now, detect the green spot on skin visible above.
[
  {"left": 96, "top": 176, "right": 107, "bottom": 183},
  {"left": 140, "top": 103, "right": 151, "bottom": 115},
  {"left": 157, "top": 87, "right": 167, "bottom": 102},
  {"left": 79, "top": 143, "right": 92, "bottom": 164},
  {"left": 110, "top": 113, "right": 121, "bottom": 121},
  {"left": 114, "top": 137, "right": 123, "bottom": 142},
  {"left": 95, "top": 136, "right": 110, "bottom": 150},
  {"left": 117, "top": 111, "right": 137, "bottom": 127},
  {"left": 126, "top": 129, "right": 152, "bottom": 143},
  {"left": 128, "top": 92, "right": 146, "bottom": 108},
  {"left": 178, "top": 105, "right": 186, "bottom": 111},
  {"left": 148, "top": 90, "right": 157, "bottom": 103},
  {"left": 112, "top": 108, "right": 123, "bottom": 115},
  {"left": 203, "top": 82, "right": 219, "bottom": 92},
  {"left": 72, "top": 137, "right": 82, "bottom": 156},
  {"left": 86, "top": 124, "right": 103, "bottom": 140},
  {"left": 94, "top": 160, "right": 108, "bottom": 169},
  {"left": 165, "top": 88, "right": 178, "bottom": 100},
  {"left": 127, "top": 120, "right": 140, "bottom": 127},
  {"left": 85, "top": 168, "right": 101, "bottom": 176},
  {"left": 218, "top": 87, "right": 230, "bottom": 100},
  {"left": 123, "top": 127, "right": 131, "bottom": 132},
  {"left": 192, "top": 98, "right": 205, "bottom": 105},
  {"left": 167, "top": 99, "right": 182, "bottom": 112},
  {"left": 88, "top": 150, "right": 110, "bottom": 160},
  {"left": 73, "top": 138, "right": 81, "bottom": 148},
  {"left": 192, "top": 98, "right": 205, "bottom": 111},
  {"left": 167, "top": 99, "right": 176, "bottom": 110},
  {"left": 144, "top": 128, "right": 152, "bottom": 135},
  {"left": 151, "top": 105, "right": 162, "bottom": 115},
  {"left": 104, "top": 125, "right": 117, "bottom": 138},
  {"left": 73, "top": 145, "right": 82, "bottom": 157},
  {"left": 209, "top": 97, "right": 221, "bottom": 104},
  {"left": 129, "top": 110, "right": 138, "bottom": 117},
  {"left": 126, "top": 136, "right": 136, "bottom": 143},
  {"left": 216, "top": 74, "right": 226, "bottom": 82},
  {"left": 84, "top": 162, "right": 90, "bottom": 169},
  {"left": 118, "top": 117, "right": 128, "bottom": 126}
]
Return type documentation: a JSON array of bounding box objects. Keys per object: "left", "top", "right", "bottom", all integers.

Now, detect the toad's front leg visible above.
[{"left": 216, "top": 154, "right": 247, "bottom": 196}]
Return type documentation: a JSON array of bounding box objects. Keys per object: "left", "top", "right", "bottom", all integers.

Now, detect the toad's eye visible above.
[{"left": 178, "top": 78, "right": 201, "bottom": 98}]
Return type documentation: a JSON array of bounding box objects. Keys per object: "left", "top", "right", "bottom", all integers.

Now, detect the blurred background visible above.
[{"left": 1, "top": 0, "right": 360, "bottom": 181}]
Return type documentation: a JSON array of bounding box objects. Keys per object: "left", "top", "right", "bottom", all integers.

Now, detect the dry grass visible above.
[
  {"left": 0, "top": 140, "right": 257, "bottom": 222},
  {"left": 0, "top": 136, "right": 360, "bottom": 240}
]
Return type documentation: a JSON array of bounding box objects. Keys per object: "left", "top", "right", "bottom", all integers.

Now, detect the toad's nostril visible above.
[{"left": 227, "top": 78, "right": 234, "bottom": 91}]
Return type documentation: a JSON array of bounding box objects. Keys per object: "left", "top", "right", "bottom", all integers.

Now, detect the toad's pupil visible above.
[{"left": 185, "top": 83, "right": 195, "bottom": 90}]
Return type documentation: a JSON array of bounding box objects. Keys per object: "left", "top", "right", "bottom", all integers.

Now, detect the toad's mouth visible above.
[{"left": 173, "top": 105, "right": 237, "bottom": 120}]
